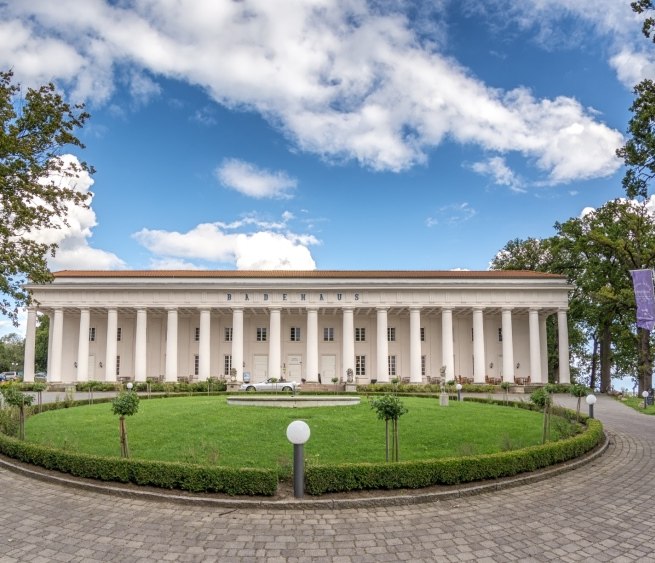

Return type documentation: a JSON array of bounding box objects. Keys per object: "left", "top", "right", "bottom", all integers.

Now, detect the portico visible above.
[{"left": 22, "top": 270, "right": 571, "bottom": 385}]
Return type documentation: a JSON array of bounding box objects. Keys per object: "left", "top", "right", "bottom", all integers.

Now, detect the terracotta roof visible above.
[{"left": 52, "top": 270, "right": 565, "bottom": 280}]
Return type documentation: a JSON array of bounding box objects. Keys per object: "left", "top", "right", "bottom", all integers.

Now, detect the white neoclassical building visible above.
[{"left": 22, "top": 270, "right": 571, "bottom": 385}]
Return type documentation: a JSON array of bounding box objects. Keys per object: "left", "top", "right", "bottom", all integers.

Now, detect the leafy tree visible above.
[
  {"left": 570, "top": 384, "right": 590, "bottom": 421},
  {"left": 559, "top": 200, "right": 655, "bottom": 393},
  {"left": 0, "top": 333, "right": 24, "bottom": 372},
  {"left": 490, "top": 237, "right": 587, "bottom": 383},
  {"left": 489, "top": 237, "right": 554, "bottom": 272},
  {"left": 111, "top": 390, "right": 140, "bottom": 458},
  {"left": 370, "top": 394, "right": 408, "bottom": 462},
  {"left": 34, "top": 314, "right": 49, "bottom": 372},
  {"left": 530, "top": 386, "right": 553, "bottom": 444},
  {"left": 0, "top": 384, "right": 33, "bottom": 440},
  {"left": 0, "top": 70, "right": 92, "bottom": 323}
]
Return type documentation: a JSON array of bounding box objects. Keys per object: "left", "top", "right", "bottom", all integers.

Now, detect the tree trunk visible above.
[
  {"left": 599, "top": 323, "right": 612, "bottom": 393},
  {"left": 385, "top": 419, "right": 389, "bottom": 462},
  {"left": 119, "top": 416, "right": 129, "bottom": 458},
  {"left": 19, "top": 406, "right": 25, "bottom": 441},
  {"left": 637, "top": 327, "right": 653, "bottom": 395},
  {"left": 394, "top": 419, "right": 400, "bottom": 462},
  {"left": 590, "top": 335, "right": 599, "bottom": 390}
]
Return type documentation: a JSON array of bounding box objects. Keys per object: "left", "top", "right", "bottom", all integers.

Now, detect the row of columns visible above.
[{"left": 23, "top": 305, "right": 570, "bottom": 385}]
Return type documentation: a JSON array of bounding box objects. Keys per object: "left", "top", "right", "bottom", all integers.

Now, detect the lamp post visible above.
[
  {"left": 642, "top": 390, "right": 649, "bottom": 409},
  {"left": 456, "top": 383, "right": 462, "bottom": 402},
  {"left": 585, "top": 394, "right": 597, "bottom": 419},
  {"left": 126, "top": 382, "right": 133, "bottom": 392},
  {"left": 286, "top": 420, "right": 310, "bottom": 499}
]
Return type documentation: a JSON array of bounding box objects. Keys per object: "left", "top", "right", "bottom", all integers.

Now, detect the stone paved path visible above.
[{"left": 0, "top": 395, "right": 653, "bottom": 562}]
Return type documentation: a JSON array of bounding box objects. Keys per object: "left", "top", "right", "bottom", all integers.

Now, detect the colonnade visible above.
[{"left": 23, "top": 305, "right": 571, "bottom": 385}]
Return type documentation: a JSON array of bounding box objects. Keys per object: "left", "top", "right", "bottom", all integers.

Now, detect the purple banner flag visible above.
[{"left": 631, "top": 269, "right": 655, "bottom": 331}]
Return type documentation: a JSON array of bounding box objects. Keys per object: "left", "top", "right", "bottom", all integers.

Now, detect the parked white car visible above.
[
  {"left": 239, "top": 378, "right": 300, "bottom": 393},
  {"left": 0, "top": 371, "right": 18, "bottom": 381}
]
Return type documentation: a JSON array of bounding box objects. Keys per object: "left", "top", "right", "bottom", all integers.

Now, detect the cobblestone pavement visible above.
[{"left": 0, "top": 395, "right": 653, "bottom": 562}]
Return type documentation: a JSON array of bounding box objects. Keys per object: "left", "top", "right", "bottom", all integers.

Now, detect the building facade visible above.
[{"left": 22, "top": 270, "right": 571, "bottom": 385}]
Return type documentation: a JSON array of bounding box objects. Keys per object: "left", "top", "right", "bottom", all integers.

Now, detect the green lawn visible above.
[
  {"left": 25, "top": 396, "right": 576, "bottom": 470},
  {"left": 615, "top": 395, "right": 655, "bottom": 415}
]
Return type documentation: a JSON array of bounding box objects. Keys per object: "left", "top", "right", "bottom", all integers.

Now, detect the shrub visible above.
[{"left": 0, "top": 432, "right": 277, "bottom": 496}]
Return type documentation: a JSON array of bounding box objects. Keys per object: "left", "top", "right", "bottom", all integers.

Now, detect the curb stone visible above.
[{"left": 0, "top": 431, "right": 609, "bottom": 510}]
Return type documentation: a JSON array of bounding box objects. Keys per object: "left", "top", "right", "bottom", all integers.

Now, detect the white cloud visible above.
[
  {"left": 471, "top": 156, "right": 525, "bottom": 192},
  {"left": 426, "top": 202, "right": 477, "bottom": 227},
  {"left": 26, "top": 154, "right": 126, "bottom": 270},
  {"left": 149, "top": 258, "right": 202, "bottom": 270},
  {"left": 1, "top": 0, "right": 624, "bottom": 183},
  {"left": 468, "top": 0, "right": 655, "bottom": 88},
  {"left": 133, "top": 213, "right": 319, "bottom": 270},
  {"left": 215, "top": 159, "right": 297, "bottom": 199}
]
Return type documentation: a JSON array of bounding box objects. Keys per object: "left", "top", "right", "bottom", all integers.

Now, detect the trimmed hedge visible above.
[
  {"left": 304, "top": 404, "right": 603, "bottom": 495},
  {"left": 0, "top": 431, "right": 277, "bottom": 496},
  {"left": 0, "top": 394, "right": 600, "bottom": 497}
]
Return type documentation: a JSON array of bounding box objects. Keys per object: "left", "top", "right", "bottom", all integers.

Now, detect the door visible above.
[
  {"left": 287, "top": 355, "right": 302, "bottom": 381},
  {"left": 253, "top": 355, "right": 268, "bottom": 381},
  {"left": 321, "top": 355, "right": 336, "bottom": 383},
  {"left": 88, "top": 355, "right": 96, "bottom": 380}
]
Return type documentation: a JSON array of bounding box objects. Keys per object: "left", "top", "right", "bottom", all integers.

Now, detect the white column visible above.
[
  {"left": 76, "top": 308, "right": 90, "bottom": 383},
  {"left": 269, "top": 308, "right": 281, "bottom": 378},
  {"left": 105, "top": 309, "right": 118, "bottom": 382},
  {"left": 376, "top": 308, "right": 389, "bottom": 383},
  {"left": 232, "top": 308, "right": 244, "bottom": 382},
  {"left": 50, "top": 308, "right": 63, "bottom": 382},
  {"left": 134, "top": 308, "right": 148, "bottom": 382},
  {"left": 441, "top": 308, "right": 454, "bottom": 381},
  {"left": 558, "top": 309, "right": 571, "bottom": 384},
  {"left": 409, "top": 307, "right": 422, "bottom": 383},
  {"left": 23, "top": 308, "right": 37, "bottom": 383},
  {"left": 540, "top": 314, "right": 548, "bottom": 384},
  {"left": 342, "top": 308, "right": 355, "bottom": 381},
  {"left": 501, "top": 308, "right": 515, "bottom": 383},
  {"left": 472, "top": 308, "right": 485, "bottom": 383},
  {"left": 165, "top": 308, "right": 178, "bottom": 382},
  {"left": 199, "top": 309, "right": 211, "bottom": 381},
  {"left": 529, "top": 309, "right": 541, "bottom": 384},
  {"left": 306, "top": 308, "right": 318, "bottom": 382}
]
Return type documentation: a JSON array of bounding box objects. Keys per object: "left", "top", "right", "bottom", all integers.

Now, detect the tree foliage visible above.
[
  {"left": 491, "top": 199, "right": 655, "bottom": 393},
  {"left": 0, "top": 70, "right": 92, "bottom": 322},
  {"left": 0, "top": 384, "right": 33, "bottom": 440},
  {"left": 0, "top": 332, "right": 24, "bottom": 372},
  {"left": 112, "top": 390, "right": 140, "bottom": 458},
  {"left": 34, "top": 314, "right": 49, "bottom": 372}
]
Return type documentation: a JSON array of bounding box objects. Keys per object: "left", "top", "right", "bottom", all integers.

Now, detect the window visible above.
[
  {"left": 355, "top": 327, "right": 366, "bottom": 342},
  {"left": 89, "top": 327, "right": 96, "bottom": 342},
  {"left": 257, "top": 327, "right": 267, "bottom": 342},
  {"left": 224, "top": 327, "right": 233, "bottom": 342},
  {"left": 388, "top": 355, "right": 397, "bottom": 376},
  {"left": 224, "top": 355, "right": 232, "bottom": 375},
  {"left": 420, "top": 327, "right": 425, "bottom": 342},
  {"left": 356, "top": 355, "right": 366, "bottom": 376},
  {"left": 116, "top": 355, "right": 121, "bottom": 376},
  {"left": 498, "top": 328, "right": 503, "bottom": 342},
  {"left": 421, "top": 355, "right": 426, "bottom": 376},
  {"left": 194, "top": 354, "right": 199, "bottom": 376},
  {"left": 387, "top": 327, "right": 396, "bottom": 342},
  {"left": 194, "top": 327, "right": 200, "bottom": 342},
  {"left": 323, "top": 327, "right": 334, "bottom": 341},
  {"left": 290, "top": 327, "right": 301, "bottom": 342},
  {"left": 117, "top": 327, "right": 122, "bottom": 342}
]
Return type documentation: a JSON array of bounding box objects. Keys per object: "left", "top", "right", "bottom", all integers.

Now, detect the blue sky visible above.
[{"left": 0, "top": 1, "right": 652, "bottom": 333}]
